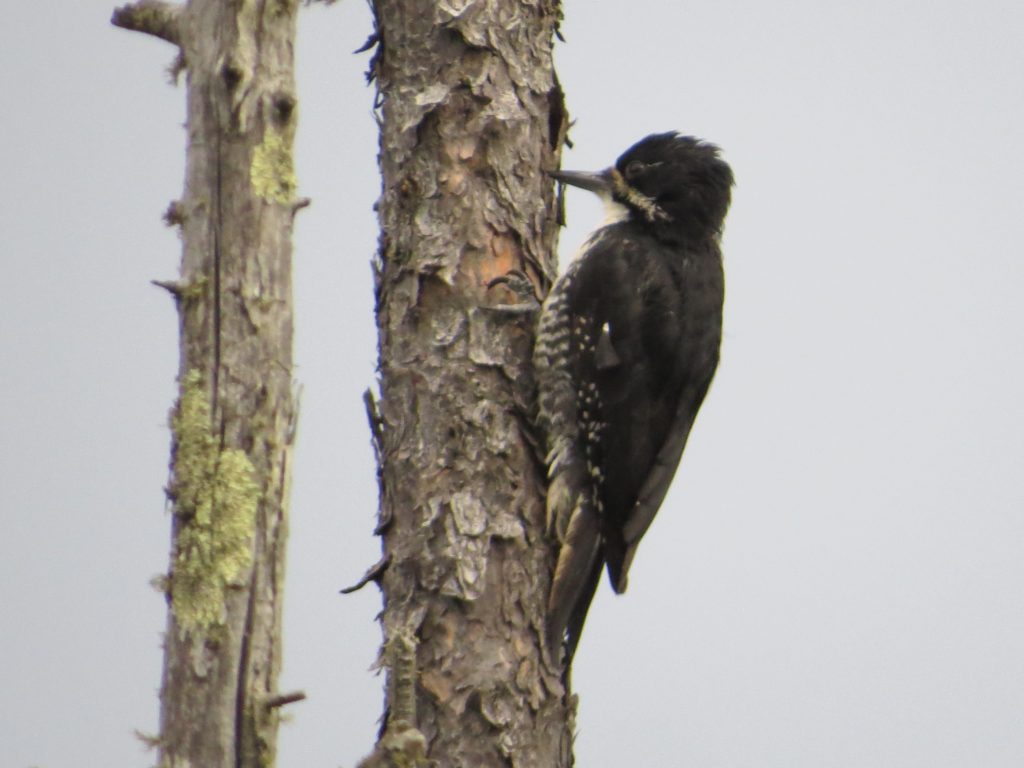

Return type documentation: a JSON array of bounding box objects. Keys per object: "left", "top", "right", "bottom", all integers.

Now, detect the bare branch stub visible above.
[{"left": 111, "top": 0, "right": 183, "bottom": 47}]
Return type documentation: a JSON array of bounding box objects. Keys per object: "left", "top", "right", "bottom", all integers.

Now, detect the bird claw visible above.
[{"left": 485, "top": 269, "right": 541, "bottom": 314}]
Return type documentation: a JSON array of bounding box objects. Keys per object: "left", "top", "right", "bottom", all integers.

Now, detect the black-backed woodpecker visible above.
[{"left": 534, "top": 132, "right": 734, "bottom": 661}]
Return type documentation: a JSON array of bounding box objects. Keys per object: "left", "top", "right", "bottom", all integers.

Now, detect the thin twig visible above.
[
  {"left": 152, "top": 279, "right": 183, "bottom": 297},
  {"left": 340, "top": 554, "right": 390, "bottom": 594},
  {"left": 265, "top": 691, "right": 307, "bottom": 710}
]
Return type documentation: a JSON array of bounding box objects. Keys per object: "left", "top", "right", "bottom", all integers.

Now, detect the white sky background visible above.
[{"left": 2, "top": 1, "right": 1023, "bottom": 765}]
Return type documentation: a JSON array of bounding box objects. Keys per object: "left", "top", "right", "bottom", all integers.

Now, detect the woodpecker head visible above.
[{"left": 552, "top": 132, "right": 734, "bottom": 242}]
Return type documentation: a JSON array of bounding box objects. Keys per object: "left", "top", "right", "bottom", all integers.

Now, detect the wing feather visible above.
[{"left": 539, "top": 226, "right": 722, "bottom": 654}]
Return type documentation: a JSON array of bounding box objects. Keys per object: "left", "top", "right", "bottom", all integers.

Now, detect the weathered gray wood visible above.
[
  {"left": 112, "top": 1, "right": 300, "bottom": 765},
  {"left": 367, "top": 1, "right": 573, "bottom": 764}
]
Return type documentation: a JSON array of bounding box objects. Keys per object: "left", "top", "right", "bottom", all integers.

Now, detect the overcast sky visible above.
[{"left": 3, "top": 1, "right": 1024, "bottom": 766}]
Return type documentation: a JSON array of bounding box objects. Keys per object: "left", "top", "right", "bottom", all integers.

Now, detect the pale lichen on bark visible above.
[
  {"left": 251, "top": 126, "right": 298, "bottom": 204},
  {"left": 169, "top": 369, "right": 260, "bottom": 635}
]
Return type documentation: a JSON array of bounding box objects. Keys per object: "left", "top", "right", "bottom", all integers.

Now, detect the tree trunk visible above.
[
  {"left": 365, "top": 1, "right": 571, "bottom": 765},
  {"left": 112, "top": 2, "right": 301, "bottom": 766}
]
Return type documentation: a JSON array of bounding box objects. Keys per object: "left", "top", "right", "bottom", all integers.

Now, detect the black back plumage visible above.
[{"left": 535, "top": 133, "right": 733, "bottom": 660}]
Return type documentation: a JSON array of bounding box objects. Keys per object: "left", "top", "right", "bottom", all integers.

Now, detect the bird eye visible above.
[{"left": 624, "top": 161, "right": 645, "bottom": 179}]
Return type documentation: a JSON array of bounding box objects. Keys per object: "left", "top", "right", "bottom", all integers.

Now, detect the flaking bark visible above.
[
  {"left": 113, "top": 1, "right": 300, "bottom": 766},
  {"left": 367, "top": 0, "right": 572, "bottom": 765}
]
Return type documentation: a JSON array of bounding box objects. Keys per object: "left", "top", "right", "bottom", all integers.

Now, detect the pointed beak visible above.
[{"left": 548, "top": 168, "right": 613, "bottom": 195}]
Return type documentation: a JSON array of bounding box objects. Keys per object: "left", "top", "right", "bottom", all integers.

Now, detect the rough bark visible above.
[
  {"left": 365, "top": 1, "right": 571, "bottom": 765},
  {"left": 113, "top": 1, "right": 301, "bottom": 766}
]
